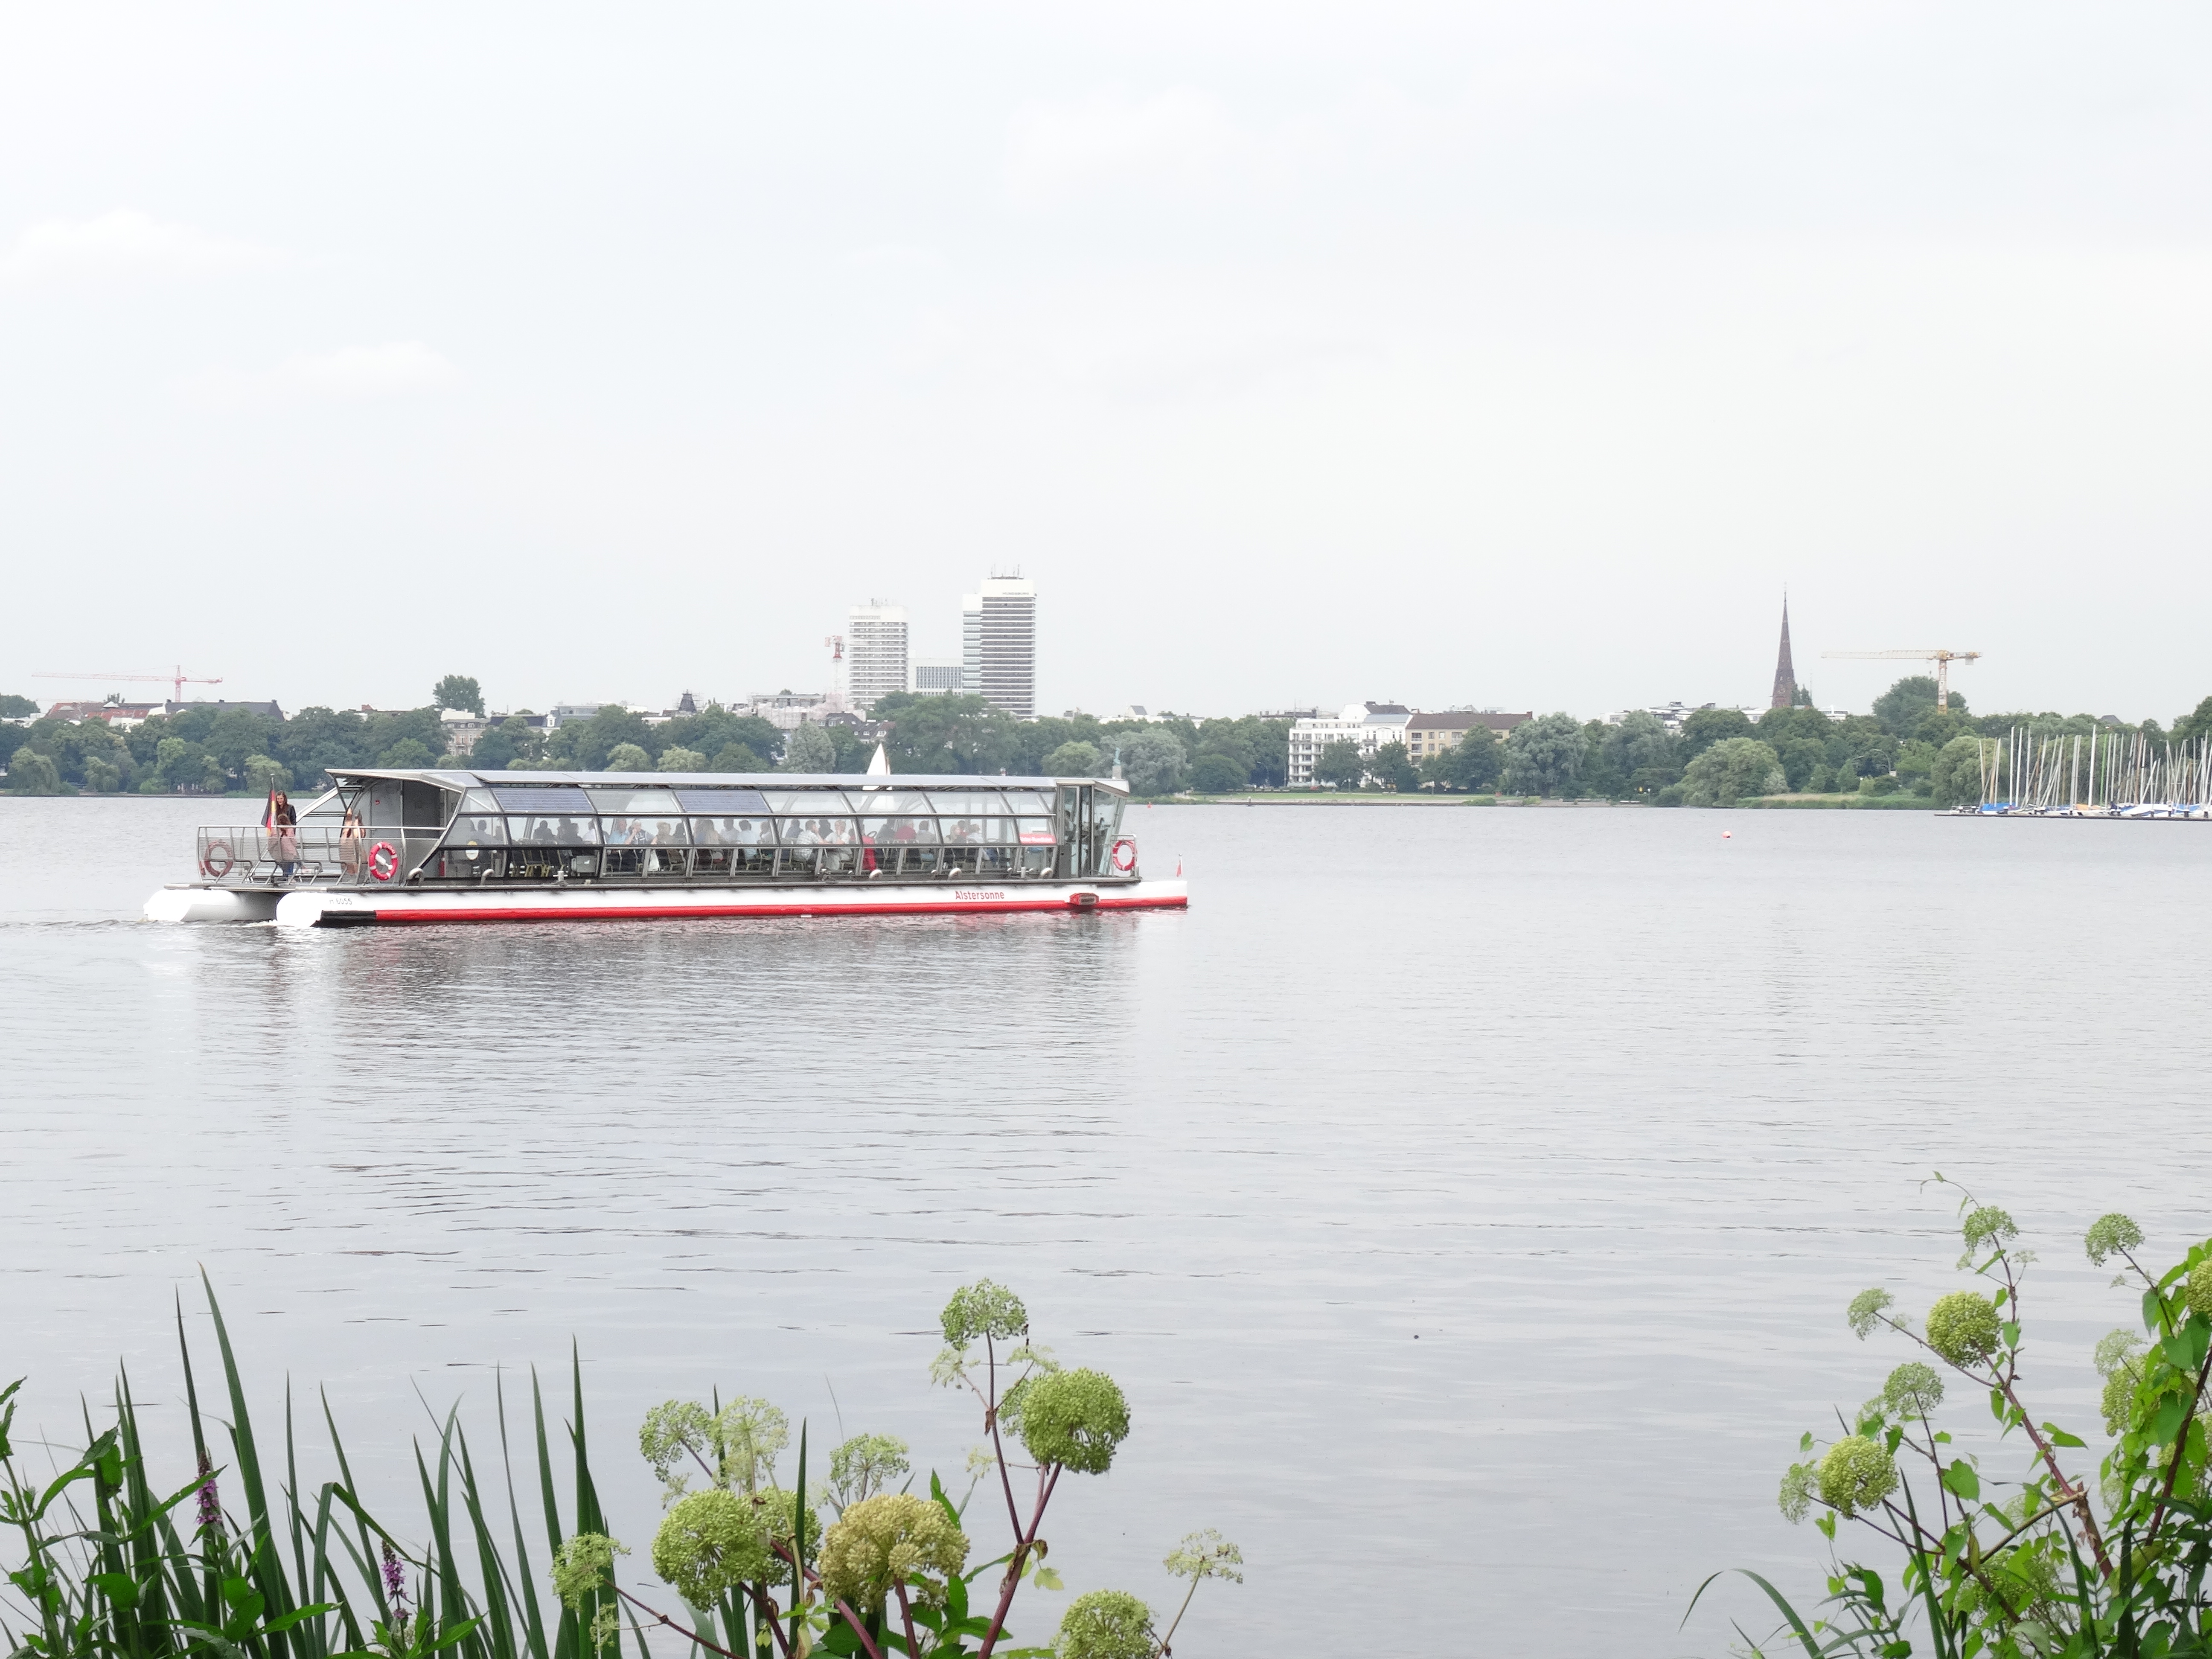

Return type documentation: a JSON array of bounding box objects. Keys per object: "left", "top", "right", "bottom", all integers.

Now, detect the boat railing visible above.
[{"left": 194, "top": 825, "right": 448, "bottom": 887}]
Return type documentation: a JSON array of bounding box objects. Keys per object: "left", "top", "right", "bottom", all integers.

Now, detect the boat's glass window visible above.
[
  {"left": 937, "top": 815, "right": 992, "bottom": 846},
  {"left": 509, "top": 810, "right": 600, "bottom": 846},
  {"left": 588, "top": 788, "right": 682, "bottom": 814},
  {"left": 445, "top": 812, "right": 508, "bottom": 847},
  {"left": 604, "top": 814, "right": 690, "bottom": 847},
  {"left": 999, "top": 791, "right": 1052, "bottom": 815},
  {"left": 870, "top": 845, "right": 940, "bottom": 876},
  {"left": 775, "top": 816, "right": 857, "bottom": 846},
  {"left": 862, "top": 815, "right": 940, "bottom": 846},
  {"left": 460, "top": 789, "right": 501, "bottom": 813},
  {"left": 494, "top": 785, "right": 593, "bottom": 815},
  {"left": 1015, "top": 818, "right": 1057, "bottom": 846},
  {"left": 760, "top": 789, "right": 852, "bottom": 814},
  {"left": 778, "top": 845, "right": 819, "bottom": 876},
  {"left": 923, "top": 791, "right": 1008, "bottom": 815},
  {"left": 692, "top": 815, "right": 775, "bottom": 847},
  {"left": 673, "top": 788, "right": 769, "bottom": 814}
]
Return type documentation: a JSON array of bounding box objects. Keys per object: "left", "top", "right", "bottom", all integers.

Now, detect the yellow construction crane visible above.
[{"left": 1821, "top": 648, "right": 1982, "bottom": 714}]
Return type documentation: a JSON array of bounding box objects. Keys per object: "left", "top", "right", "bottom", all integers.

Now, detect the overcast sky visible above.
[{"left": 5, "top": 3, "right": 2209, "bottom": 722}]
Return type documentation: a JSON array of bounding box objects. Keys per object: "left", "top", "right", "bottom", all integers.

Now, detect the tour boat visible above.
[{"left": 142, "top": 767, "right": 1187, "bottom": 927}]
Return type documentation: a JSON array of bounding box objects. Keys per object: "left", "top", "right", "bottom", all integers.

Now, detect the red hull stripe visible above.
[{"left": 325, "top": 894, "right": 1187, "bottom": 926}]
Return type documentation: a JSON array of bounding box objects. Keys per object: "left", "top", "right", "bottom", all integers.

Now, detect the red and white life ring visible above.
[
  {"left": 200, "top": 840, "right": 234, "bottom": 878},
  {"left": 367, "top": 841, "right": 400, "bottom": 882},
  {"left": 1110, "top": 837, "right": 1138, "bottom": 873}
]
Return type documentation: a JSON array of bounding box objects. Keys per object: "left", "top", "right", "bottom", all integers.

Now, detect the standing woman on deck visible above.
[{"left": 271, "top": 790, "right": 299, "bottom": 878}]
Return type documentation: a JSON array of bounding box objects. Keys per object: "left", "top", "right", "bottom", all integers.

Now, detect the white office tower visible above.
[
  {"left": 961, "top": 593, "right": 983, "bottom": 696},
  {"left": 846, "top": 602, "right": 909, "bottom": 713},
  {"left": 962, "top": 576, "right": 1036, "bottom": 717}
]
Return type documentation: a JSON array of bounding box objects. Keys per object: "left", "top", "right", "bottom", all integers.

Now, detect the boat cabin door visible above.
[{"left": 1054, "top": 784, "right": 1102, "bottom": 879}]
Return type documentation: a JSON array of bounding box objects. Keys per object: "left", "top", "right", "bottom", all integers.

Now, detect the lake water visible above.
[{"left": 6, "top": 796, "right": 2212, "bottom": 1655}]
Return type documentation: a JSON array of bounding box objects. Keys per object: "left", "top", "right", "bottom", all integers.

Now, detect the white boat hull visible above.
[
  {"left": 143, "top": 886, "right": 284, "bottom": 923},
  {"left": 238, "top": 879, "right": 1189, "bottom": 928}
]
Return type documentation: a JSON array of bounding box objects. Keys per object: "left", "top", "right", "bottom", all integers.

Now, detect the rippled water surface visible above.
[{"left": 7, "top": 796, "right": 2212, "bottom": 1654}]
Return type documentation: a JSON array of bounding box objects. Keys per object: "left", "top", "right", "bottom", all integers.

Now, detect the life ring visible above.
[
  {"left": 1110, "top": 837, "right": 1138, "bottom": 873},
  {"left": 201, "top": 840, "right": 234, "bottom": 878},
  {"left": 367, "top": 841, "right": 400, "bottom": 882}
]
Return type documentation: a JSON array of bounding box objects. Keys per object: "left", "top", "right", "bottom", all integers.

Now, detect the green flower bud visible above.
[
  {"left": 1162, "top": 1528, "right": 1243, "bottom": 1583},
  {"left": 1847, "top": 1288, "right": 1895, "bottom": 1340},
  {"left": 2101, "top": 1364, "right": 2144, "bottom": 1438},
  {"left": 1960, "top": 1206, "right": 2018, "bottom": 1256},
  {"left": 1017, "top": 1368, "right": 1131, "bottom": 1475},
  {"left": 1778, "top": 1462, "right": 1815, "bottom": 1525},
  {"left": 1925, "top": 1291, "right": 2002, "bottom": 1367},
  {"left": 941, "top": 1281, "right": 1029, "bottom": 1346},
  {"left": 2187, "top": 1261, "right": 2212, "bottom": 1320},
  {"left": 1882, "top": 1362, "right": 1944, "bottom": 1418},
  {"left": 1055, "top": 1590, "right": 1156, "bottom": 1659},
  {"left": 1817, "top": 1436, "right": 1898, "bottom": 1518},
  {"left": 2093, "top": 1328, "right": 2144, "bottom": 1378},
  {"left": 651, "top": 1490, "right": 771, "bottom": 1607},
  {"left": 2084, "top": 1214, "right": 2145, "bottom": 1267},
  {"left": 550, "top": 1533, "right": 628, "bottom": 1612},
  {"left": 817, "top": 1493, "right": 968, "bottom": 1610}
]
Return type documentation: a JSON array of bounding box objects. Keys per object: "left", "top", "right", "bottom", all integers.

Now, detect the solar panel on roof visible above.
[
  {"left": 493, "top": 786, "right": 593, "bottom": 813},
  {"left": 673, "top": 789, "right": 770, "bottom": 813}
]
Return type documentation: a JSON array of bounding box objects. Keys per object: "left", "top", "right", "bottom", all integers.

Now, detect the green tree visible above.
[
  {"left": 604, "top": 742, "right": 652, "bottom": 772},
  {"left": 568, "top": 707, "right": 655, "bottom": 771},
  {"left": 711, "top": 742, "right": 769, "bottom": 773},
  {"left": 154, "top": 736, "right": 224, "bottom": 792},
  {"left": 242, "top": 755, "right": 292, "bottom": 795},
  {"left": 1927, "top": 733, "right": 1988, "bottom": 807},
  {"left": 1123, "top": 730, "right": 1187, "bottom": 795},
  {"left": 1420, "top": 726, "right": 1504, "bottom": 792},
  {"left": 1044, "top": 740, "right": 1103, "bottom": 776},
  {"left": 1679, "top": 736, "right": 1784, "bottom": 806},
  {"left": 1895, "top": 739, "right": 1938, "bottom": 792},
  {"left": 1599, "top": 713, "right": 1680, "bottom": 797},
  {"left": 1680, "top": 707, "right": 1753, "bottom": 759},
  {"left": 874, "top": 692, "right": 1016, "bottom": 774},
  {"left": 1313, "top": 737, "right": 1365, "bottom": 789},
  {"left": 1190, "top": 752, "right": 1249, "bottom": 793},
  {"left": 432, "top": 675, "right": 485, "bottom": 716},
  {"left": 81, "top": 755, "right": 121, "bottom": 793},
  {"left": 1872, "top": 674, "right": 1965, "bottom": 734},
  {"left": 0, "top": 693, "right": 36, "bottom": 717},
  {"left": 1500, "top": 713, "right": 1588, "bottom": 797},
  {"left": 779, "top": 724, "right": 835, "bottom": 772},
  {"left": 1369, "top": 740, "right": 1419, "bottom": 792},
  {"left": 656, "top": 745, "right": 708, "bottom": 772},
  {"left": 1779, "top": 738, "right": 1824, "bottom": 791},
  {"left": 2172, "top": 695, "right": 2212, "bottom": 747},
  {"left": 205, "top": 708, "right": 276, "bottom": 782},
  {"left": 6, "top": 748, "right": 62, "bottom": 794},
  {"left": 379, "top": 737, "right": 434, "bottom": 769}
]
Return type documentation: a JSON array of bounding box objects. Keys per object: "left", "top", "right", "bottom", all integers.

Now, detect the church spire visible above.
[{"left": 1770, "top": 596, "right": 1797, "bottom": 710}]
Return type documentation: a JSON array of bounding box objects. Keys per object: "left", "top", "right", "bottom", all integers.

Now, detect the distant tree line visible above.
[
  {"left": 9, "top": 674, "right": 2208, "bottom": 804},
  {"left": 0, "top": 678, "right": 1300, "bottom": 797},
  {"left": 1303, "top": 677, "right": 2212, "bottom": 806}
]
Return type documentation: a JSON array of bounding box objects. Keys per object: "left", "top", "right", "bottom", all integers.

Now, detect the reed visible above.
[{"left": 3, "top": 1278, "right": 1234, "bottom": 1659}]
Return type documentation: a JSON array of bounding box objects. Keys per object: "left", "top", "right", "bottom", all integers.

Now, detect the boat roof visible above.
[{"left": 327, "top": 768, "right": 1128, "bottom": 795}]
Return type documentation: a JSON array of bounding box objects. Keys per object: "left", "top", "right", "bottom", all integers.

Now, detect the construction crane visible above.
[
  {"left": 35, "top": 665, "right": 224, "bottom": 703},
  {"left": 824, "top": 635, "right": 844, "bottom": 662},
  {"left": 1821, "top": 649, "right": 1982, "bottom": 715}
]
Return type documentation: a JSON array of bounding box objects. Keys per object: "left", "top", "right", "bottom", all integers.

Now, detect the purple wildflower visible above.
[
  {"left": 195, "top": 1452, "right": 221, "bottom": 1532},
  {"left": 381, "top": 1540, "right": 410, "bottom": 1613}
]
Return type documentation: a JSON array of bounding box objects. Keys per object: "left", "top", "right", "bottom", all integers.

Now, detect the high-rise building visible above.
[
  {"left": 963, "top": 576, "right": 1036, "bottom": 717},
  {"left": 961, "top": 593, "right": 982, "bottom": 697},
  {"left": 1770, "top": 597, "right": 1797, "bottom": 710},
  {"left": 847, "top": 602, "right": 909, "bottom": 713}
]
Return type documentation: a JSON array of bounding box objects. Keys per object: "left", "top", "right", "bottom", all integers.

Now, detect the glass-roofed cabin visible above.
[{"left": 144, "top": 769, "right": 1187, "bottom": 927}]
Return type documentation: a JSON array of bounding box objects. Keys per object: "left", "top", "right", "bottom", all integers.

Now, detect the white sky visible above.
[{"left": 4, "top": 3, "right": 2210, "bottom": 722}]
